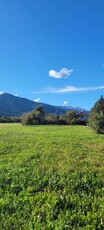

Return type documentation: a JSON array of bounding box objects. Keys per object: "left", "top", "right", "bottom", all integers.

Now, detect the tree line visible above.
[
  {"left": 21, "top": 106, "right": 88, "bottom": 126},
  {"left": 21, "top": 96, "right": 104, "bottom": 134},
  {"left": 0, "top": 96, "right": 104, "bottom": 133},
  {"left": 0, "top": 116, "right": 21, "bottom": 123}
]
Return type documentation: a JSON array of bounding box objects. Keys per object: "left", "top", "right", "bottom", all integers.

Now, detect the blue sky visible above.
[{"left": 0, "top": 0, "right": 104, "bottom": 110}]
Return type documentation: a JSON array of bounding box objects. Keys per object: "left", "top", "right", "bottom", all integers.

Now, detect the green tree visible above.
[
  {"left": 21, "top": 106, "right": 46, "bottom": 125},
  {"left": 65, "top": 111, "right": 77, "bottom": 125},
  {"left": 46, "top": 114, "right": 59, "bottom": 124},
  {"left": 35, "top": 106, "right": 46, "bottom": 124},
  {"left": 89, "top": 96, "right": 104, "bottom": 133}
]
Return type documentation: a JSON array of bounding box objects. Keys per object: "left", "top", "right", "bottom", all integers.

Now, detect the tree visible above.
[
  {"left": 64, "top": 111, "right": 77, "bottom": 125},
  {"left": 35, "top": 106, "right": 46, "bottom": 124},
  {"left": 21, "top": 106, "right": 46, "bottom": 125},
  {"left": 89, "top": 96, "right": 104, "bottom": 133},
  {"left": 46, "top": 114, "right": 60, "bottom": 124}
]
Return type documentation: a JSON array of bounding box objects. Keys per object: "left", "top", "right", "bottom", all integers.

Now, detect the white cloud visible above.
[
  {"left": 34, "top": 98, "right": 40, "bottom": 102},
  {"left": 56, "top": 85, "right": 104, "bottom": 93},
  {"left": 49, "top": 68, "right": 73, "bottom": 79},
  {"left": 64, "top": 101, "right": 68, "bottom": 105},
  {"left": 33, "top": 85, "right": 104, "bottom": 94},
  {"left": 0, "top": 92, "right": 4, "bottom": 95}
]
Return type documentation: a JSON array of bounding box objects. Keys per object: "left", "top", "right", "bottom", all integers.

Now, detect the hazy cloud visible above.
[
  {"left": 34, "top": 98, "right": 40, "bottom": 102},
  {"left": 56, "top": 85, "right": 104, "bottom": 93},
  {"left": 33, "top": 85, "right": 104, "bottom": 94},
  {"left": 49, "top": 68, "right": 73, "bottom": 79}
]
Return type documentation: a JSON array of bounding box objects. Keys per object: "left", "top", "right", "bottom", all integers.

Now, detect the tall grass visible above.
[{"left": 0, "top": 124, "right": 104, "bottom": 229}]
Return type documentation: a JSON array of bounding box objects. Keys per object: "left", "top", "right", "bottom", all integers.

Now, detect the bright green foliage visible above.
[
  {"left": 0, "top": 124, "right": 104, "bottom": 229},
  {"left": 89, "top": 96, "right": 104, "bottom": 133}
]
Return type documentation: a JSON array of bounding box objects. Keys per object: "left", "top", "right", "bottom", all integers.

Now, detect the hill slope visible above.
[
  {"left": 0, "top": 93, "right": 89, "bottom": 116},
  {"left": 0, "top": 93, "right": 66, "bottom": 116}
]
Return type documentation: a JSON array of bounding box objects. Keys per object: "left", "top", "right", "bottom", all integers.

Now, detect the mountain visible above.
[
  {"left": 0, "top": 93, "right": 66, "bottom": 116},
  {"left": 58, "top": 106, "right": 89, "bottom": 114},
  {"left": 0, "top": 93, "right": 89, "bottom": 117}
]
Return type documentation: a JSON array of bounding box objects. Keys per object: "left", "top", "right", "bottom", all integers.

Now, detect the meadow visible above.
[{"left": 0, "top": 124, "right": 104, "bottom": 230}]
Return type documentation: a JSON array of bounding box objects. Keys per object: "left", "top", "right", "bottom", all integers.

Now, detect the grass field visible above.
[{"left": 0, "top": 124, "right": 104, "bottom": 230}]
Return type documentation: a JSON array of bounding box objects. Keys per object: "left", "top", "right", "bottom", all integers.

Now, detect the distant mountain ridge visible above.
[
  {"left": 58, "top": 105, "right": 89, "bottom": 114},
  {"left": 0, "top": 93, "right": 89, "bottom": 117}
]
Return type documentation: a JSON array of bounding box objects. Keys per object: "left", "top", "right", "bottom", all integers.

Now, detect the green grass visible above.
[{"left": 0, "top": 124, "right": 104, "bottom": 230}]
